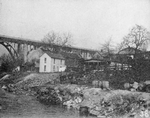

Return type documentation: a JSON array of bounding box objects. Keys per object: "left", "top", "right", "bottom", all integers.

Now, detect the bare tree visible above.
[
  {"left": 117, "top": 25, "right": 150, "bottom": 81},
  {"left": 42, "top": 31, "right": 73, "bottom": 47},
  {"left": 116, "top": 41, "right": 126, "bottom": 53},
  {"left": 100, "top": 38, "right": 115, "bottom": 58},
  {"left": 119, "top": 25, "right": 150, "bottom": 55}
]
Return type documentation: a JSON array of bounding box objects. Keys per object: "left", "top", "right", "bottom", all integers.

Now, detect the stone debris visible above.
[
  {"left": 15, "top": 73, "right": 60, "bottom": 90},
  {"left": 124, "top": 81, "right": 150, "bottom": 93},
  {"left": 32, "top": 83, "right": 150, "bottom": 117},
  {"left": 10, "top": 73, "right": 150, "bottom": 117},
  {"left": 0, "top": 74, "right": 11, "bottom": 82}
]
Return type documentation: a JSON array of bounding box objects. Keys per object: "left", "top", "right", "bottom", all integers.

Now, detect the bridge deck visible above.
[{"left": 0, "top": 35, "right": 97, "bottom": 52}]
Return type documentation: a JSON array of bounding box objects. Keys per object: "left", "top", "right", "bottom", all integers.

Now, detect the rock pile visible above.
[
  {"left": 16, "top": 73, "right": 60, "bottom": 90},
  {"left": 14, "top": 73, "right": 150, "bottom": 117},
  {"left": 34, "top": 84, "right": 150, "bottom": 117},
  {"left": 86, "top": 90, "right": 145, "bottom": 117},
  {"left": 124, "top": 81, "right": 150, "bottom": 93},
  {"left": 36, "top": 86, "right": 62, "bottom": 105},
  {"left": 35, "top": 84, "right": 86, "bottom": 107}
]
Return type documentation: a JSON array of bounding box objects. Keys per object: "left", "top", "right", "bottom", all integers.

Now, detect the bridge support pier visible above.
[{"left": 23, "top": 44, "right": 28, "bottom": 62}]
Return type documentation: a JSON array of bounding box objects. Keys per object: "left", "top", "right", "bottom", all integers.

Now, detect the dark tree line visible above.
[
  {"left": 0, "top": 54, "right": 24, "bottom": 73},
  {"left": 99, "top": 25, "right": 150, "bottom": 86}
]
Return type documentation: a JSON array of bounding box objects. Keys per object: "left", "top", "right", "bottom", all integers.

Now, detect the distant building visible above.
[
  {"left": 83, "top": 51, "right": 107, "bottom": 71},
  {"left": 84, "top": 59, "right": 108, "bottom": 71},
  {"left": 108, "top": 61, "right": 131, "bottom": 71},
  {"left": 117, "top": 47, "right": 143, "bottom": 60},
  {"left": 39, "top": 51, "right": 65, "bottom": 73},
  {"left": 59, "top": 51, "right": 81, "bottom": 69},
  {"left": 105, "top": 47, "right": 142, "bottom": 70},
  {"left": 27, "top": 47, "right": 44, "bottom": 62}
]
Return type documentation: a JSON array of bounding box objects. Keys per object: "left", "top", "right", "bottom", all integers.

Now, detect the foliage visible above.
[
  {"left": 108, "top": 25, "right": 150, "bottom": 83},
  {"left": 119, "top": 25, "right": 150, "bottom": 53},
  {"left": 0, "top": 54, "right": 24, "bottom": 73},
  {"left": 129, "top": 58, "right": 150, "bottom": 82}
]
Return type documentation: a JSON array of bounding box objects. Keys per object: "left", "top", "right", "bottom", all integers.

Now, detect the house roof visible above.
[
  {"left": 91, "top": 51, "right": 104, "bottom": 59},
  {"left": 84, "top": 59, "right": 106, "bottom": 63},
  {"left": 43, "top": 51, "right": 65, "bottom": 60},
  {"left": 59, "top": 51, "right": 81, "bottom": 59},
  {"left": 118, "top": 47, "right": 142, "bottom": 55}
]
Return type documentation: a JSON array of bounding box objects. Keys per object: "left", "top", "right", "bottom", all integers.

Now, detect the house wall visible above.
[
  {"left": 39, "top": 53, "right": 65, "bottom": 73},
  {"left": 86, "top": 53, "right": 92, "bottom": 59},
  {"left": 51, "top": 58, "right": 65, "bottom": 72},
  {"left": 65, "top": 58, "right": 79, "bottom": 68},
  {"left": 39, "top": 53, "right": 51, "bottom": 72}
]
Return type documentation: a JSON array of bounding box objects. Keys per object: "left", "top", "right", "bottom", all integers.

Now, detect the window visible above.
[
  {"left": 60, "top": 60, "right": 62, "bottom": 65},
  {"left": 57, "top": 66, "right": 59, "bottom": 71},
  {"left": 53, "top": 66, "right": 55, "bottom": 72},
  {"left": 44, "top": 65, "right": 46, "bottom": 71},
  {"left": 44, "top": 58, "right": 47, "bottom": 63},
  {"left": 54, "top": 59, "right": 55, "bottom": 64}
]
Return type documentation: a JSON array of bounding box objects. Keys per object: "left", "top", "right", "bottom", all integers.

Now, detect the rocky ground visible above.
[
  {"left": 32, "top": 84, "right": 150, "bottom": 118},
  {"left": 1, "top": 73, "right": 150, "bottom": 118}
]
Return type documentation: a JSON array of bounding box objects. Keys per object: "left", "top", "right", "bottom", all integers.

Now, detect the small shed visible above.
[{"left": 84, "top": 59, "right": 107, "bottom": 71}]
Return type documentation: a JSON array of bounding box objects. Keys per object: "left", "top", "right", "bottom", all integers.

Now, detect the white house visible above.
[{"left": 39, "top": 52, "right": 65, "bottom": 73}]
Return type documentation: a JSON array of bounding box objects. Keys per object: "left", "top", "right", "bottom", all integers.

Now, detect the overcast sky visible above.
[{"left": 0, "top": 0, "right": 150, "bottom": 50}]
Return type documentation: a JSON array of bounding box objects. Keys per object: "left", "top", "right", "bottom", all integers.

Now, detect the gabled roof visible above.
[
  {"left": 91, "top": 51, "right": 104, "bottom": 59},
  {"left": 43, "top": 51, "right": 65, "bottom": 60},
  {"left": 59, "top": 51, "right": 81, "bottom": 59},
  {"left": 118, "top": 47, "right": 142, "bottom": 55},
  {"left": 84, "top": 59, "right": 106, "bottom": 63}
]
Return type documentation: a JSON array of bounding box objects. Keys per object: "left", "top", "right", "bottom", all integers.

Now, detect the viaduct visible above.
[{"left": 0, "top": 35, "right": 98, "bottom": 62}]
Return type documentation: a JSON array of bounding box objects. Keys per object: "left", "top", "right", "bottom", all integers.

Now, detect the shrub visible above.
[{"left": 0, "top": 54, "right": 24, "bottom": 73}]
